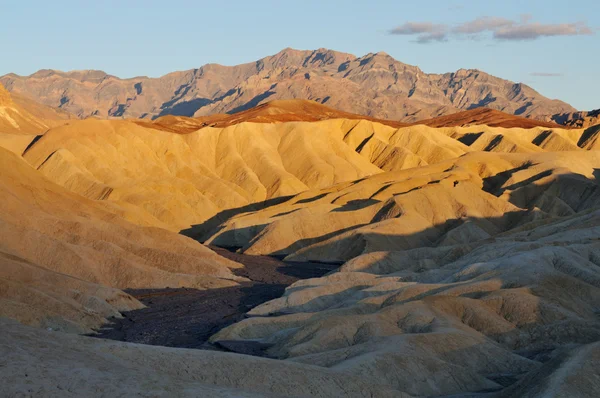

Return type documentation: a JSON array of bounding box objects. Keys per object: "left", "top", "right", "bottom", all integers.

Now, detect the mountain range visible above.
[{"left": 0, "top": 48, "right": 577, "bottom": 122}]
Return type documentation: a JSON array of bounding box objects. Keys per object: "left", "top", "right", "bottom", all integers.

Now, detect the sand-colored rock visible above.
[
  {"left": 0, "top": 83, "right": 71, "bottom": 135},
  {"left": 19, "top": 118, "right": 383, "bottom": 230},
  {"left": 0, "top": 250, "right": 141, "bottom": 334},
  {"left": 0, "top": 146, "right": 244, "bottom": 332},
  {"left": 0, "top": 318, "right": 406, "bottom": 397},
  {"left": 199, "top": 150, "right": 600, "bottom": 260},
  {"left": 0, "top": 132, "right": 38, "bottom": 154},
  {"left": 1, "top": 93, "right": 599, "bottom": 397},
  {"left": 14, "top": 114, "right": 594, "bottom": 235},
  {"left": 207, "top": 163, "right": 600, "bottom": 396}
]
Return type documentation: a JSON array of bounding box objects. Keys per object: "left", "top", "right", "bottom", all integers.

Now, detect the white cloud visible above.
[
  {"left": 452, "top": 16, "right": 513, "bottom": 34},
  {"left": 390, "top": 16, "right": 594, "bottom": 44},
  {"left": 390, "top": 22, "right": 448, "bottom": 43},
  {"left": 494, "top": 22, "right": 593, "bottom": 40}
]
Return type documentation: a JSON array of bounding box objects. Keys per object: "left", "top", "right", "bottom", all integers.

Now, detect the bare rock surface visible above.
[
  {"left": 201, "top": 149, "right": 600, "bottom": 396},
  {"left": 0, "top": 48, "right": 575, "bottom": 121},
  {"left": 547, "top": 108, "right": 600, "bottom": 129}
]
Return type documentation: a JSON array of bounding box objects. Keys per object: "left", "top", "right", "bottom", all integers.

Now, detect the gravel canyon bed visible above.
[{"left": 92, "top": 247, "right": 337, "bottom": 351}]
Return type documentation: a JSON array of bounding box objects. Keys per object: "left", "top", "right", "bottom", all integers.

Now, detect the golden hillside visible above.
[
  {"left": 16, "top": 112, "right": 596, "bottom": 232},
  {"left": 0, "top": 143, "right": 243, "bottom": 333},
  {"left": 1, "top": 93, "right": 600, "bottom": 397},
  {"left": 0, "top": 83, "right": 71, "bottom": 135}
]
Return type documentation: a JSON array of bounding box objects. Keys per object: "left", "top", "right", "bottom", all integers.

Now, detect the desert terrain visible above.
[{"left": 1, "top": 50, "right": 600, "bottom": 398}]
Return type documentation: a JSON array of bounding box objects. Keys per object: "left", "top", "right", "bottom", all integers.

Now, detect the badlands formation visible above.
[{"left": 1, "top": 81, "right": 600, "bottom": 397}]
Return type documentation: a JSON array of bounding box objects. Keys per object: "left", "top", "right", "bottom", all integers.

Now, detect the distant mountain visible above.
[
  {"left": 0, "top": 48, "right": 576, "bottom": 121},
  {"left": 549, "top": 109, "right": 600, "bottom": 128}
]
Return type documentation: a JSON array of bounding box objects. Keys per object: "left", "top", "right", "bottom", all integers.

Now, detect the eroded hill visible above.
[
  {"left": 1, "top": 92, "right": 600, "bottom": 397},
  {"left": 0, "top": 83, "right": 71, "bottom": 135},
  {"left": 196, "top": 150, "right": 600, "bottom": 397},
  {"left": 16, "top": 110, "right": 595, "bottom": 233}
]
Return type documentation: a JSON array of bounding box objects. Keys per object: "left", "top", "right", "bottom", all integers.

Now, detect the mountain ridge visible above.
[{"left": 0, "top": 48, "right": 576, "bottom": 121}]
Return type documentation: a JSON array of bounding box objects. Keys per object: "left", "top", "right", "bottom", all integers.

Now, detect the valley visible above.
[{"left": 1, "top": 47, "right": 599, "bottom": 396}]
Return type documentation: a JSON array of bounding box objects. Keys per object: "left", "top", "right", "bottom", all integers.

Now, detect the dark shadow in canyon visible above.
[
  {"left": 180, "top": 195, "right": 294, "bottom": 243},
  {"left": 91, "top": 246, "right": 336, "bottom": 351}
]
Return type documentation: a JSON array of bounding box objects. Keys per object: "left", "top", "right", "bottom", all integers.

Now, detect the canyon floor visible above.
[{"left": 92, "top": 247, "right": 337, "bottom": 351}]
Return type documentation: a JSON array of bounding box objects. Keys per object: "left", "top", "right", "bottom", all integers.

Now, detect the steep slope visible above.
[
  {"left": 1, "top": 109, "right": 599, "bottom": 397},
  {"left": 20, "top": 118, "right": 383, "bottom": 230},
  {"left": 209, "top": 207, "right": 600, "bottom": 397},
  {"left": 198, "top": 151, "right": 600, "bottom": 260},
  {"left": 0, "top": 83, "right": 70, "bottom": 134},
  {"left": 1, "top": 48, "right": 575, "bottom": 121},
  {"left": 10, "top": 90, "right": 74, "bottom": 125},
  {"left": 0, "top": 146, "right": 243, "bottom": 333},
  {"left": 0, "top": 83, "right": 38, "bottom": 133}
]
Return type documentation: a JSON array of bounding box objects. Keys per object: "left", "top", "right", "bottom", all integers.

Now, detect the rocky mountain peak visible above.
[{"left": 0, "top": 48, "right": 577, "bottom": 121}]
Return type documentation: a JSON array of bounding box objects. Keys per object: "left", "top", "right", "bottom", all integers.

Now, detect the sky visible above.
[{"left": 1, "top": 0, "right": 598, "bottom": 110}]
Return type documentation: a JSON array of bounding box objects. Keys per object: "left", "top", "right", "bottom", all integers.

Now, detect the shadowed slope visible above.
[
  {"left": 1, "top": 106, "right": 599, "bottom": 396},
  {"left": 550, "top": 108, "right": 600, "bottom": 128},
  {"left": 197, "top": 150, "right": 600, "bottom": 261}
]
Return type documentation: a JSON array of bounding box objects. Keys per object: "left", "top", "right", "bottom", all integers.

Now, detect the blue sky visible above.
[{"left": 1, "top": 0, "right": 598, "bottom": 110}]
